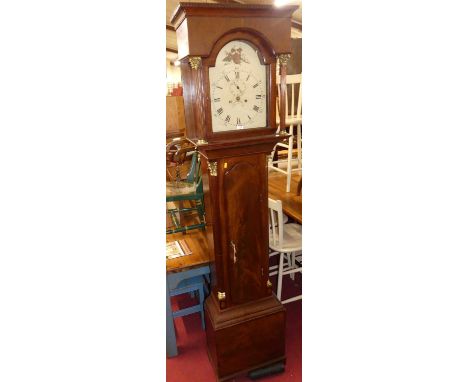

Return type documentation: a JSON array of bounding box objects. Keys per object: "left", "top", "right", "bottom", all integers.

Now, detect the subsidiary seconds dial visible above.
[{"left": 211, "top": 69, "right": 266, "bottom": 129}]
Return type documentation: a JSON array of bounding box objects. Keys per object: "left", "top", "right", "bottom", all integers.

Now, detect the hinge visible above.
[{"left": 217, "top": 291, "right": 226, "bottom": 301}]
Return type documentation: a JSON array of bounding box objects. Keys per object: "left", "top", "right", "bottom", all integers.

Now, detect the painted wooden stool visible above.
[{"left": 166, "top": 265, "right": 210, "bottom": 357}]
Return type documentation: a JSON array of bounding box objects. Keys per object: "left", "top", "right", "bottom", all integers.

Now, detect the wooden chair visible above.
[
  {"left": 269, "top": 73, "right": 302, "bottom": 193},
  {"left": 268, "top": 198, "right": 302, "bottom": 304},
  {"left": 166, "top": 139, "right": 206, "bottom": 234}
]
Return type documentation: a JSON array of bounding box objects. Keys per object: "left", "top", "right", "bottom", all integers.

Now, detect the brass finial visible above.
[
  {"left": 208, "top": 161, "right": 218, "bottom": 176},
  {"left": 189, "top": 56, "right": 202, "bottom": 70},
  {"left": 278, "top": 53, "right": 291, "bottom": 66}
]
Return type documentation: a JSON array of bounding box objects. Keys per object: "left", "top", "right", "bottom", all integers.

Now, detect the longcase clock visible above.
[{"left": 171, "top": 3, "right": 297, "bottom": 381}]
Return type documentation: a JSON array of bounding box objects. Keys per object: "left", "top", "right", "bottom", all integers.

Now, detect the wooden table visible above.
[
  {"left": 268, "top": 172, "right": 302, "bottom": 224},
  {"left": 166, "top": 227, "right": 213, "bottom": 357}
]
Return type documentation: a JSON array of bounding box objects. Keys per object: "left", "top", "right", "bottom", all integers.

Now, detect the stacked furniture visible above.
[{"left": 269, "top": 73, "right": 303, "bottom": 192}]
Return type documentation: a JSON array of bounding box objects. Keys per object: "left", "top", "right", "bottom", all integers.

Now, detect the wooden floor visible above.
[{"left": 268, "top": 171, "right": 302, "bottom": 224}]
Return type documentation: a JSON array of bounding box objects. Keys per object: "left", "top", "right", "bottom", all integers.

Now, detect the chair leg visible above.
[
  {"left": 195, "top": 198, "right": 205, "bottom": 228},
  {"left": 277, "top": 252, "right": 285, "bottom": 302},
  {"left": 286, "top": 126, "right": 293, "bottom": 193},
  {"left": 297, "top": 124, "right": 302, "bottom": 169},
  {"left": 198, "top": 285, "right": 205, "bottom": 330},
  {"left": 271, "top": 124, "right": 280, "bottom": 169},
  {"left": 166, "top": 281, "right": 178, "bottom": 357},
  {"left": 290, "top": 252, "right": 296, "bottom": 281},
  {"left": 203, "top": 274, "right": 210, "bottom": 295},
  {"left": 270, "top": 144, "right": 278, "bottom": 169}
]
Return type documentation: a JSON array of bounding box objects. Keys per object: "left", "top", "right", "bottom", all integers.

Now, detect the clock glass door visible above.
[{"left": 209, "top": 40, "right": 268, "bottom": 133}]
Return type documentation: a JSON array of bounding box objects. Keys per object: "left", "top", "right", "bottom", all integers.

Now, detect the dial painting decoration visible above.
[{"left": 209, "top": 40, "right": 267, "bottom": 132}]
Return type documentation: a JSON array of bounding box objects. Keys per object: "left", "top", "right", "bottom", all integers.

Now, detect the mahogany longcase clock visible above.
[{"left": 171, "top": 3, "right": 297, "bottom": 381}]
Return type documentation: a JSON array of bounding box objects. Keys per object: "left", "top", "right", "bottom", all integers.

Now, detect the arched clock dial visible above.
[{"left": 209, "top": 40, "right": 267, "bottom": 132}]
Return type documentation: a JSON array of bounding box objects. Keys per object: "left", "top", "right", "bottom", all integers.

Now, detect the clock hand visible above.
[
  {"left": 236, "top": 81, "right": 247, "bottom": 97},
  {"left": 230, "top": 80, "right": 246, "bottom": 97}
]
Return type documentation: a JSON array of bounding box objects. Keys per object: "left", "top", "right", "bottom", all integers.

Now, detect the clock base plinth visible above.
[{"left": 204, "top": 293, "right": 286, "bottom": 381}]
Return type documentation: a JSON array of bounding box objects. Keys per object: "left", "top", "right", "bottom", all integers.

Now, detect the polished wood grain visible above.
[
  {"left": 268, "top": 171, "right": 302, "bottom": 224},
  {"left": 173, "top": 2, "right": 297, "bottom": 144},
  {"left": 171, "top": 3, "right": 296, "bottom": 56},
  {"left": 166, "top": 226, "right": 214, "bottom": 274},
  {"left": 220, "top": 154, "right": 269, "bottom": 305},
  {"left": 171, "top": 4, "right": 297, "bottom": 380},
  {"left": 205, "top": 293, "right": 285, "bottom": 381}
]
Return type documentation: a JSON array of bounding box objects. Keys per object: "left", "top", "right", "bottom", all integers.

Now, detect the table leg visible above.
[
  {"left": 166, "top": 279, "right": 178, "bottom": 357},
  {"left": 296, "top": 176, "right": 302, "bottom": 196}
]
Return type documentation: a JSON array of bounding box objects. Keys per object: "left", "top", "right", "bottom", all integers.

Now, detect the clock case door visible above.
[{"left": 214, "top": 154, "right": 270, "bottom": 307}]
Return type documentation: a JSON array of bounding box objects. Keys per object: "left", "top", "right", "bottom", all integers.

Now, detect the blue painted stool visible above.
[
  {"left": 166, "top": 264, "right": 210, "bottom": 357},
  {"left": 169, "top": 275, "right": 206, "bottom": 330}
]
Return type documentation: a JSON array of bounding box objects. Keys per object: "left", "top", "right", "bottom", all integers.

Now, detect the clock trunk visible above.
[{"left": 202, "top": 148, "right": 286, "bottom": 381}]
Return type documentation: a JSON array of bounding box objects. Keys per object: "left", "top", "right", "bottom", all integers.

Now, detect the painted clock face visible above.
[{"left": 209, "top": 40, "right": 267, "bottom": 133}]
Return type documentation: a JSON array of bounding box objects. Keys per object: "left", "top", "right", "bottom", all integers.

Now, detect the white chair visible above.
[
  {"left": 269, "top": 73, "right": 302, "bottom": 193},
  {"left": 268, "top": 198, "right": 302, "bottom": 304}
]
